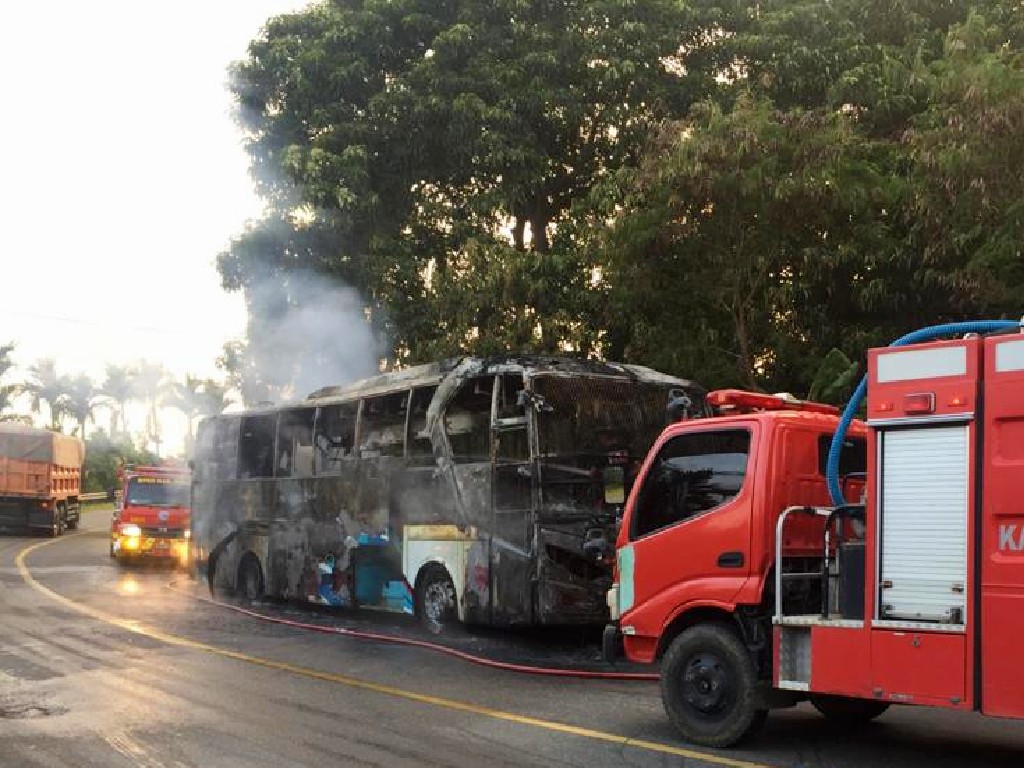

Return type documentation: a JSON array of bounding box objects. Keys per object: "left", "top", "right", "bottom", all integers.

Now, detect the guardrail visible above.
[{"left": 81, "top": 491, "right": 112, "bottom": 503}]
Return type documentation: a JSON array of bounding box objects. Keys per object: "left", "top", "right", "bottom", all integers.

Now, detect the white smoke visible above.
[{"left": 238, "top": 269, "right": 383, "bottom": 403}]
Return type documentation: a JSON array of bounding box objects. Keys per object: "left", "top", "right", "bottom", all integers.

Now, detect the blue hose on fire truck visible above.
[{"left": 826, "top": 319, "right": 1022, "bottom": 506}]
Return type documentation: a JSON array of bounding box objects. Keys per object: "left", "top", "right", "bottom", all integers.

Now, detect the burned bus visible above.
[{"left": 190, "top": 356, "right": 705, "bottom": 633}]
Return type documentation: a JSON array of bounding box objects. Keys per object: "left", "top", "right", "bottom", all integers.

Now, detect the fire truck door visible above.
[
  {"left": 620, "top": 427, "right": 754, "bottom": 632},
  {"left": 981, "top": 336, "right": 1024, "bottom": 718}
]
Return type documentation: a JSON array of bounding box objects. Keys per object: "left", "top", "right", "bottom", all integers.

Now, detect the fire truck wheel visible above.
[
  {"left": 416, "top": 566, "right": 458, "bottom": 636},
  {"left": 660, "top": 624, "right": 766, "bottom": 748},
  {"left": 811, "top": 694, "right": 889, "bottom": 724},
  {"left": 237, "top": 554, "right": 264, "bottom": 602}
]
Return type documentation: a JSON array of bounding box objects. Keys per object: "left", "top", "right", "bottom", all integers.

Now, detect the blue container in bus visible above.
[
  {"left": 382, "top": 580, "right": 414, "bottom": 613},
  {"left": 354, "top": 563, "right": 387, "bottom": 605}
]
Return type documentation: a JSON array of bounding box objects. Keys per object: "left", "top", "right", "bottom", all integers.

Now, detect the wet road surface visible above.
[{"left": 0, "top": 511, "right": 1021, "bottom": 767}]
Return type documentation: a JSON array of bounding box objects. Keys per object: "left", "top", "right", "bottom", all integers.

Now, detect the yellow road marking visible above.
[{"left": 16, "top": 536, "right": 770, "bottom": 768}]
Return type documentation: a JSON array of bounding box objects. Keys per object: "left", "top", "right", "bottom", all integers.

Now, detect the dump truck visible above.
[{"left": 0, "top": 424, "right": 84, "bottom": 536}]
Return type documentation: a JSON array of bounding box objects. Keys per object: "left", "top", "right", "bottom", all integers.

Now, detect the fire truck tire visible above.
[
  {"left": 237, "top": 554, "right": 264, "bottom": 602},
  {"left": 415, "top": 565, "right": 458, "bottom": 636},
  {"left": 810, "top": 694, "right": 889, "bottom": 724},
  {"left": 660, "top": 624, "right": 766, "bottom": 748}
]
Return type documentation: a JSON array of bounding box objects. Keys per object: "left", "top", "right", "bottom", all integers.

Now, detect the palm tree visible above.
[
  {"left": 0, "top": 342, "right": 21, "bottom": 420},
  {"left": 24, "top": 358, "right": 70, "bottom": 431},
  {"left": 133, "top": 360, "right": 169, "bottom": 456},
  {"left": 166, "top": 374, "right": 204, "bottom": 451},
  {"left": 100, "top": 364, "right": 136, "bottom": 437},
  {"left": 64, "top": 373, "right": 101, "bottom": 438},
  {"left": 199, "top": 379, "right": 234, "bottom": 416}
]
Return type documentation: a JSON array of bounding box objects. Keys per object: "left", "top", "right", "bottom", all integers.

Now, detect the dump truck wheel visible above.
[
  {"left": 48, "top": 508, "right": 64, "bottom": 538},
  {"left": 811, "top": 694, "right": 889, "bottom": 724},
  {"left": 661, "top": 624, "right": 766, "bottom": 748},
  {"left": 416, "top": 565, "right": 458, "bottom": 635}
]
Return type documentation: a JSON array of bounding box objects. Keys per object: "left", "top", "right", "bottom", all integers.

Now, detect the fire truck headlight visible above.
[
  {"left": 121, "top": 524, "right": 142, "bottom": 538},
  {"left": 183, "top": 529, "right": 191, "bottom": 540}
]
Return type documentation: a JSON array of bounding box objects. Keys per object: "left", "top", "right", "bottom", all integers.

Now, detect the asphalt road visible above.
[{"left": 0, "top": 512, "right": 1021, "bottom": 768}]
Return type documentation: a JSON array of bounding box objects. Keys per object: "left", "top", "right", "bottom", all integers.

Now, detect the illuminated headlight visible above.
[
  {"left": 183, "top": 529, "right": 191, "bottom": 540},
  {"left": 121, "top": 524, "right": 142, "bottom": 538}
]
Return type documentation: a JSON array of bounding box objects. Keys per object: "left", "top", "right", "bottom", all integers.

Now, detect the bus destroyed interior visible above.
[{"left": 191, "top": 356, "right": 706, "bottom": 633}]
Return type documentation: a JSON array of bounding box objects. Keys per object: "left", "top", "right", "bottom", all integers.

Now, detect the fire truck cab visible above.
[
  {"left": 111, "top": 464, "right": 191, "bottom": 566},
  {"left": 607, "top": 330, "right": 1024, "bottom": 747}
]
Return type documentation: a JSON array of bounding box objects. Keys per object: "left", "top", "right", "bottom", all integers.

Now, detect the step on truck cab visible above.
[
  {"left": 606, "top": 326, "right": 1024, "bottom": 747},
  {"left": 111, "top": 464, "right": 191, "bottom": 565}
]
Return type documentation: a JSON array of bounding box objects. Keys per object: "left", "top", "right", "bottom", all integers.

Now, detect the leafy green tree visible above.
[
  {"left": 602, "top": 93, "right": 903, "bottom": 391},
  {"left": 83, "top": 429, "right": 158, "bottom": 495},
  {"left": 905, "top": 12, "right": 1024, "bottom": 317},
  {"left": 222, "top": 0, "right": 714, "bottom": 363}
]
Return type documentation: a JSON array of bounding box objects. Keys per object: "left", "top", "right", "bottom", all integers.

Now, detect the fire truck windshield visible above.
[{"left": 126, "top": 478, "right": 190, "bottom": 507}]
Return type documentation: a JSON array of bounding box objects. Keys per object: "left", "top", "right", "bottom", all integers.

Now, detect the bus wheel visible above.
[
  {"left": 416, "top": 566, "right": 457, "bottom": 635},
  {"left": 660, "top": 624, "right": 766, "bottom": 748},
  {"left": 811, "top": 694, "right": 889, "bottom": 724},
  {"left": 238, "top": 555, "right": 264, "bottom": 602}
]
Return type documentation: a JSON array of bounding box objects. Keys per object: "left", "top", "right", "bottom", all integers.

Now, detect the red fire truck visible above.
[
  {"left": 110, "top": 464, "right": 191, "bottom": 566},
  {"left": 604, "top": 323, "right": 1024, "bottom": 746}
]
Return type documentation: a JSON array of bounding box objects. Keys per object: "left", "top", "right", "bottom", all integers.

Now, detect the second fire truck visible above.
[{"left": 111, "top": 464, "right": 191, "bottom": 566}]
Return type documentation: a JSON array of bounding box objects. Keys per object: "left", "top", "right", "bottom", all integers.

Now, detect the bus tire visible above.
[
  {"left": 811, "top": 694, "right": 889, "bottom": 724},
  {"left": 237, "top": 554, "right": 264, "bottom": 602},
  {"left": 415, "top": 565, "right": 458, "bottom": 636},
  {"left": 660, "top": 623, "right": 766, "bottom": 748}
]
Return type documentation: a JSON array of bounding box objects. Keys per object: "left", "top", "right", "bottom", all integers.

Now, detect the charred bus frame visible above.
[{"left": 190, "top": 356, "right": 705, "bottom": 632}]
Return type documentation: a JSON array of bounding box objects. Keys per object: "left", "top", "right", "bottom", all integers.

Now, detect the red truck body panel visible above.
[{"left": 980, "top": 335, "right": 1024, "bottom": 717}]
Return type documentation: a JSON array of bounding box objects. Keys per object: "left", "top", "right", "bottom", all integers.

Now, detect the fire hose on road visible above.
[{"left": 169, "top": 581, "right": 659, "bottom": 681}]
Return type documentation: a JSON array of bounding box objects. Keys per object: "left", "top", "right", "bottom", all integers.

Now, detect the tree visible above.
[
  {"left": 905, "top": 12, "right": 1024, "bottom": 317},
  {"left": 198, "top": 379, "right": 234, "bottom": 417},
  {"left": 222, "top": 0, "right": 717, "bottom": 364},
  {"left": 132, "top": 361, "right": 169, "bottom": 456},
  {"left": 0, "top": 342, "right": 21, "bottom": 420},
  {"left": 166, "top": 374, "right": 205, "bottom": 450},
  {"left": 24, "top": 359, "right": 69, "bottom": 431},
  {"left": 64, "top": 374, "right": 101, "bottom": 438},
  {"left": 83, "top": 429, "right": 158, "bottom": 494},
  {"left": 602, "top": 93, "right": 903, "bottom": 392},
  {"left": 100, "top": 364, "right": 135, "bottom": 437}
]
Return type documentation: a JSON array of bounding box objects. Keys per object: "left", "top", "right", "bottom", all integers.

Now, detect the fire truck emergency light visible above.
[{"left": 707, "top": 389, "right": 840, "bottom": 416}]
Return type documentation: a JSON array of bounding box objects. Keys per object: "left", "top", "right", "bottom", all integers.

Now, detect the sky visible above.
[{"left": 0, "top": 1, "right": 310, "bottom": 453}]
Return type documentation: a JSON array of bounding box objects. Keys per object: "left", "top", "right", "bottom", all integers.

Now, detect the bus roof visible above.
[{"left": 303, "top": 355, "right": 704, "bottom": 405}]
